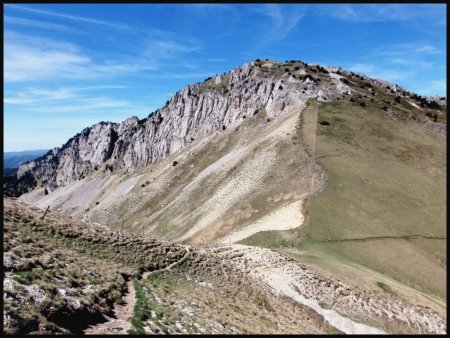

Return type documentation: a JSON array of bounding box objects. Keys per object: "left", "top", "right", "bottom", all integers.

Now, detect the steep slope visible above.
[
  {"left": 241, "top": 97, "right": 446, "bottom": 302},
  {"left": 10, "top": 60, "right": 447, "bottom": 333},
  {"left": 6, "top": 60, "right": 326, "bottom": 195},
  {"left": 3, "top": 198, "right": 186, "bottom": 334},
  {"left": 4, "top": 199, "right": 445, "bottom": 334},
  {"left": 7, "top": 60, "right": 445, "bottom": 197}
]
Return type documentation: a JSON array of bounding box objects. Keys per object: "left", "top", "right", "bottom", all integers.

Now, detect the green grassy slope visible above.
[{"left": 293, "top": 99, "right": 445, "bottom": 300}]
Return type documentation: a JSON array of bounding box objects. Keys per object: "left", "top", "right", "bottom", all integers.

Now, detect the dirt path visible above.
[
  {"left": 84, "top": 247, "right": 191, "bottom": 334},
  {"left": 210, "top": 244, "right": 446, "bottom": 334},
  {"left": 84, "top": 280, "right": 136, "bottom": 335},
  {"left": 143, "top": 247, "right": 191, "bottom": 279}
]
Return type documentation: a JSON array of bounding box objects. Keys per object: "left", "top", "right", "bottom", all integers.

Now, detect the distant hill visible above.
[{"left": 3, "top": 149, "right": 48, "bottom": 176}]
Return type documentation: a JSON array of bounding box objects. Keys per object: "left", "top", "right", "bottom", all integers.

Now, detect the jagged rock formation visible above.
[{"left": 5, "top": 59, "right": 446, "bottom": 196}]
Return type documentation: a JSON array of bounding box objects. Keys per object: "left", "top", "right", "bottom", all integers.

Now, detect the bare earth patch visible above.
[{"left": 218, "top": 199, "right": 305, "bottom": 244}]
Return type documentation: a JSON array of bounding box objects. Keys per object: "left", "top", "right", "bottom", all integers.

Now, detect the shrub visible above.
[
  {"left": 319, "top": 121, "right": 330, "bottom": 126},
  {"left": 316, "top": 65, "right": 329, "bottom": 74},
  {"left": 394, "top": 96, "right": 401, "bottom": 104},
  {"left": 426, "top": 112, "right": 438, "bottom": 122},
  {"left": 360, "top": 102, "right": 366, "bottom": 107},
  {"left": 426, "top": 101, "right": 440, "bottom": 109}
]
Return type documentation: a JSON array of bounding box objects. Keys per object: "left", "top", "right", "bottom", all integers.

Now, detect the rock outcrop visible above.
[{"left": 6, "top": 60, "right": 446, "bottom": 196}]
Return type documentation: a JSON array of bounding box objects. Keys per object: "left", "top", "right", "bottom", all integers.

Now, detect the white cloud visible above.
[
  {"left": 389, "top": 58, "right": 434, "bottom": 69},
  {"left": 370, "top": 43, "right": 442, "bottom": 59},
  {"left": 251, "top": 5, "right": 305, "bottom": 43},
  {"left": 7, "top": 4, "right": 200, "bottom": 43},
  {"left": 348, "top": 63, "right": 411, "bottom": 82},
  {"left": 413, "top": 45, "right": 440, "bottom": 54},
  {"left": 143, "top": 39, "right": 202, "bottom": 60},
  {"left": 347, "top": 63, "right": 376, "bottom": 74},
  {"left": 4, "top": 32, "right": 157, "bottom": 82},
  {"left": 4, "top": 28, "right": 206, "bottom": 83},
  {"left": 319, "top": 4, "right": 445, "bottom": 23},
  {"left": 411, "top": 80, "right": 446, "bottom": 96},
  {"left": 5, "top": 85, "right": 130, "bottom": 105},
  {"left": 4, "top": 15, "right": 76, "bottom": 32},
  {"left": 8, "top": 4, "right": 139, "bottom": 33},
  {"left": 5, "top": 39, "right": 91, "bottom": 82},
  {"left": 26, "top": 97, "right": 130, "bottom": 114}
]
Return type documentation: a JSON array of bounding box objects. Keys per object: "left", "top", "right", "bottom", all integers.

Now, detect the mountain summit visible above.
[{"left": 5, "top": 60, "right": 445, "bottom": 196}]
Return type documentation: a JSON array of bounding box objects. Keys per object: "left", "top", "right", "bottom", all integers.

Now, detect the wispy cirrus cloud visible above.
[
  {"left": 27, "top": 97, "right": 131, "bottom": 114},
  {"left": 344, "top": 40, "right": 445, "bottom": 95},
  {"left": 8, "top": 4, "right": 140, "bottom": 33},
  {"left": 143, "top": 39, "right": 202, "bottom": 60},
  {"left": 369, "top": 42, "right": 442, "bottom": 58},
  {"left": 251, "top": 4, "right": 305, "bottom": 44},
  {"left": 7, "top": 3, "right": 201, "bottom": 43},
  {"left": 5, "top": 34, "right": 90, "bottom": 82},
  {"left": 5, "top": 85, "right": 130, "bottom": 105},
  {"left": 4, "top": 31, "right": 162, "bottom": 82},
  {"left": 5, "top": 15, "right": 77, "bottom": 32},
  {"left": 348, "top": 63, "right": 412, "bottom": 82},
  {"left": 318, "top": 4, "right": 445, "bottom": 23}
]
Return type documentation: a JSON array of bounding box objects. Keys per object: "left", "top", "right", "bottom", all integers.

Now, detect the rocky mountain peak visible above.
[{"left": 5, "top": 59, "right": 445, "bottom": 197}]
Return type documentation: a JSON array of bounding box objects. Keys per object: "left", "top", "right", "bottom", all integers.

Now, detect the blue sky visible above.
[{"left": 4, "top": 4, "right": 446, "bottom": 151}]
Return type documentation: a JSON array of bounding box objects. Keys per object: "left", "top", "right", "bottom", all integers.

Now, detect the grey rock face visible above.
[{"left": 10, "top": 60, "right": 446, "bottom": 195}]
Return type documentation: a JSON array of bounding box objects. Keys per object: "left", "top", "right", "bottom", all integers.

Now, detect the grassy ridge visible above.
[
  {"left": 3, "top": 198, "right": 187, "bottom": 334},
  {"left": 241, "top": 96, "right": 445, "bottom": 303},
  {"left": 300, "top": 99, "right": 446, "bottom": 299}
]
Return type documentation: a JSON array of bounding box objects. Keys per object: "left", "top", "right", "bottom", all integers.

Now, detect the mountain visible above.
[
  {"left": 3, "top": 149, "right": 48, "bottom": 176},
  {"left": 4, "top": 60, "right": 447, "bottom": 333},
  {"left": 5, "top": 60, "right": 445, "bottom": 197}
]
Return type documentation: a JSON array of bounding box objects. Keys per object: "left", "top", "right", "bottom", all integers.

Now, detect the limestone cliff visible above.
[{"left": 6, "top": 60, "right": 445, "bottom": 196}]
